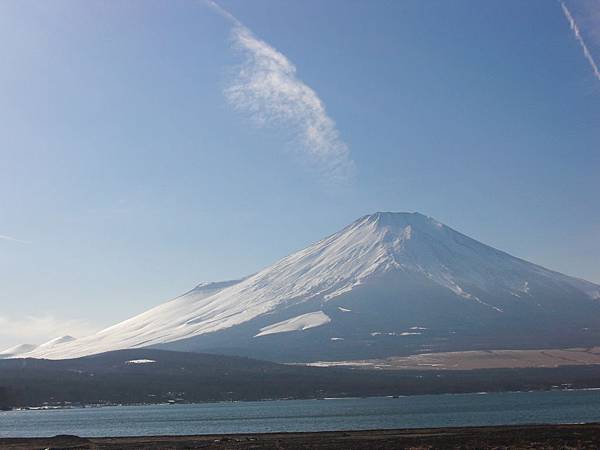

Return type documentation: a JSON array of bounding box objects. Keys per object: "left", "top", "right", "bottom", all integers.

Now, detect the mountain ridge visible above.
[{"left": 6, "top": 212, "right": 600, "bottom": 361}]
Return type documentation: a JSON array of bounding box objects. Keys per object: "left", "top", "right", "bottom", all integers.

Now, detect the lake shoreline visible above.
[
  {"left": 5, "top": 386, "right": 600, "bottom": 412},
  {"left": 2, "top": 423, "right": 600, "bottom": 449},
  {"left": 5, "top": 390, "right": 600, "bottom": 440}
]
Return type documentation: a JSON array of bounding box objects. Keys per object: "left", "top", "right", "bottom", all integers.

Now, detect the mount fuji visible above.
[{"left": 8, "top": 212, "right": 600, "bottom": 362}]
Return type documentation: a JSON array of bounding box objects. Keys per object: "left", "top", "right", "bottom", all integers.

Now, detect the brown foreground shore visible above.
[{"left": 3, "top": 423, "right": 600, "bottom": 449}]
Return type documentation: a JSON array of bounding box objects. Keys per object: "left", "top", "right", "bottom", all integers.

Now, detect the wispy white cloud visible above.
[
  {"left": 0, "top": 234, "right": 30, "bottom": 244},
  {"left": 560, "top": 0, "right": 600, "bottom": 82},
  {"left": 0, "top": 315, "right": 96, "bottom": 348},
  {"left": 207, "top": 1, "right": 355, "bottom": 182}
]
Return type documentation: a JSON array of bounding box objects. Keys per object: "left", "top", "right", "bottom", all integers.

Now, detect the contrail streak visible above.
[
  {"left": 560, "top": 0, "right": 600, "bottom": 82},
  {"left": 204, "top": 0, "right": 241, "bottom": 27}
]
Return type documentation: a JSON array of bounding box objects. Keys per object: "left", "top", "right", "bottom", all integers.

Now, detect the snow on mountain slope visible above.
[
  {"left": 255, "top": 311, "right": 331, "bottom": 337},
  {"left": 0, "top": 336, "right": 77, "bottom": 359},
  {"left": 24, "top": 212, "right": 600, "bottom": 360},
  {"left": 37, "top": 335, "right": 76, "bottom": 349},
  {"left": 0, "top": 343, "right": 38, "bottom": 359}
]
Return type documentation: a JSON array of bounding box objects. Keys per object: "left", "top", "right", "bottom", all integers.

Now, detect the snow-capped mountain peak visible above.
[{"left": 21, "top": 212, "right": 600, "bottom": 361}]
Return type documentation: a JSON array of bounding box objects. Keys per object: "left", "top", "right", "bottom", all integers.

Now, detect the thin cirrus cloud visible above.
[
  {"left": 559, "top": 0, "right": 600, "bottom": 83},
  {"left": 206, "top": 1, "right": 355, "bottom": 183},
  {"left": 0, "top": 234, "right": 29, "bottom": 244}
]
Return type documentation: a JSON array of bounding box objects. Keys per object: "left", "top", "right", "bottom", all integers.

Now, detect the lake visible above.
[{"left": 2, "top": 390, "right": 600, "bottom": 438}]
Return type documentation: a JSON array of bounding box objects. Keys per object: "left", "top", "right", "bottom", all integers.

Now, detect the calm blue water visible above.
[{"left": 2, "top": 390, "right": 600, "bottom": 438}]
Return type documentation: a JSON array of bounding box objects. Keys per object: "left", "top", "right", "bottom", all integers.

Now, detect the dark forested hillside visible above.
[{"left": 3, "top": 349, "right": 600, "bottom": 409}]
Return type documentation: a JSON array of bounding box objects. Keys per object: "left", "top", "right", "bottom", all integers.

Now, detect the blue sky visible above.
[{"left": 1, "top": 0, "right": 599, "bottom": 348}]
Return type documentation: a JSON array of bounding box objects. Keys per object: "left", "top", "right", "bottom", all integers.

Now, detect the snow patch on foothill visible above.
[
  {"left": 0, "top": 343, "right": 38, "bottom": 358},
  {"left": 255, "top": 311, "right": 331, "bottom": 337}
]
